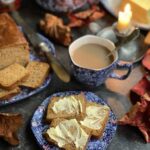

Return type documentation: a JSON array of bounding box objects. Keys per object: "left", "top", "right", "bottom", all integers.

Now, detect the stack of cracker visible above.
[
  {"left": 0, "top": 13, "right": 50, "bottom": 101},
  {"left": 45, "top": 93, "right": 110, "bottom": 150}
]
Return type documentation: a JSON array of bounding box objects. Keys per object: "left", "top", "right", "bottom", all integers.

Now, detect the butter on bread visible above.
[
  {"left": 80, "top": 102, "right": 110, "bottom": 138},
  {"left": 44, "top": 118, "right": 90, "bottom": 150},
  {"left": 0, "top": 63, "right": 28, "bottom": 89},
  {"left": 0, "top": 87, "right": 20, "bottom": 100},
  {"left": 119, "top": 0, "right": 150, "bottom": 24},
  {"left": 46, "top": 93, "right": 86, "bottom": 122},
  {"left": 20, "top": 61, "right": 50, "bottom": 89}
]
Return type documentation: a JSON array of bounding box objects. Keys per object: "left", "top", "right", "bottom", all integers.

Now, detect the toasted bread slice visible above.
[
  {"left": 46, "top": 93, "right": 86, "bottom": 122},
  {"left": 0, "top": 63, "right": 28, "bottom": 89},
  {"left": 80, "top": 102, "right": 110, "bottom": 138},
  {"left": 0, "top": 46, "right": 30, "bottom": 70},
  {"left": 44, "top": 118, "right": 90, "bottom": 150},
  {"left": 0, "top": 87, "right": 20, "bottom": 100},
  {"left": 20, "top": 61, "right": 50, "bottom": 89}
]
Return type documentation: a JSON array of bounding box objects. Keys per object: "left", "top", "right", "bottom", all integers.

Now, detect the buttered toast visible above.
[
  {"left": 46, "top": 93, "right": 86, "bottom": 122},
  {"left": 44, "top": 118, "right": 91, "bottom": 150},
  {"left": 80, "top": 102, "right": 110, "bottom": 138}
]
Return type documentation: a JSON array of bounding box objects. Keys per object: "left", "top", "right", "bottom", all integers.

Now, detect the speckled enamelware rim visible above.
[
  {"left": 69, "top": 35, "right": 117, "bottom": 71},
  {"left": 31, "top": 91, "right": 117, "bottom": 150},
  {"left": 0, "top": 34, "right": 55, "bottom": 106}
]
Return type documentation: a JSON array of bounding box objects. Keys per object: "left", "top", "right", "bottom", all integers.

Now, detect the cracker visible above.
[
  {"left": 0, "top": 63, "right": 28, "bottom": 89},
  {"left": 20, "top": 61, "right": 50, "bottom": 89}
]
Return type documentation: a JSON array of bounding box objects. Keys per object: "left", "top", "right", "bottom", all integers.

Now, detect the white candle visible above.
[{"left": 117, "top": 3, "right": 132, "bottom": 32}]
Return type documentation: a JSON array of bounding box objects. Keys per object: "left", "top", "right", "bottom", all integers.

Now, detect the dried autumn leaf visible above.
[
  {"left": 40, "top": 13, "right": 72, "bottom": 46},
  {"left": 0, "top": 113, "right": 23, "bottom": 145},
  {"left": 130, "top": 75, "right": 150, "bottom": 104},
  {"left": 118, "top": 99, "right": 150, "bottom": 143},
  {"left": 89, "top": 11, "right": 105, "bottom": 22},
  {"left": 68, "top": 5, "right": 105, "bottom": 28},
  {"left": 74, "top": 9, "right": 94, "bottom": 19},
  {"left": 142, "top": 49, "right": 150, "bottom": 70},
  {"left": 67, "top": 14, "right": 84, "bottom": 28}
]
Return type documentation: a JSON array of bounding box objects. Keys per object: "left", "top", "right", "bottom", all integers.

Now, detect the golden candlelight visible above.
[{"left": 117, "top": 3, "right": 132, "bottom": 32}]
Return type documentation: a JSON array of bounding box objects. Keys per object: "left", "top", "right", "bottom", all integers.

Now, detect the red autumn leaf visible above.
[
  {"left": 131, "top": 76, "right": 150, "bottom": 97},
  {"left": 142, "top": 49, "right": 150, "bottom": 70},
  {"left": 67, "top": 5, "right": 105, "bottom": 28},
  {"left": 89, "top": 11, "right": 105, "bottom": 22},
  {"left": 67, "top": 14, "right": 85, "bottom": 28},
  {"left": 130, "top": 75, "right": 150, "bottom": 104},
  {"left": 74, "top": 9, "right": 94, "bottom": 19},
  {"left": 118, "top": 99, "right": 150, "bottom": 143},
  {"left": 0, "top": 113, "right": 23, "bottom": 145}
]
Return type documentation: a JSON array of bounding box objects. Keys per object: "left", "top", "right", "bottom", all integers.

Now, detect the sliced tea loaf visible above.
[
  {"left": 0, "top": 63, "right": 28, "bottom": 89},
  {"left": 46, "top": 93, "right": 86, "bottom": 122},
  {"left": 0, "top": 13, "right": 29, "bottom": 50},
  {"left": 20, "top": 61, "right": 50, "bottom": 89},
  {"left": 44, "top": 118, "right": 90, "bottom": 150},
  {"left": 0, "top": 87, "right": 20, "bottom": 100},
  {"left": 80, "top": 102, "right": 110, "bottom": 138},
  {"left": 0, "top": 13, "right": 29, "bottom": 70}
]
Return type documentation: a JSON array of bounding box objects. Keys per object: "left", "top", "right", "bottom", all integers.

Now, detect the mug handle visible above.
[{"left": 108, "top": 62, "right": 132, "bottom": 80}]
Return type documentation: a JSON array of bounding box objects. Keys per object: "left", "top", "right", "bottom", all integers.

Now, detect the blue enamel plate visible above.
[
  {"left": 31, "top": 91, "right": 117, "bottom": 150},
  {"left": 0, "top": 34, "right": 55, "bottom": 106}
]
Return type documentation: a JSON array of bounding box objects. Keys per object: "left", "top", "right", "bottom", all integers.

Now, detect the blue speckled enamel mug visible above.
[{"left": 69, "top": 35, "right": 132, "bottom": 87}]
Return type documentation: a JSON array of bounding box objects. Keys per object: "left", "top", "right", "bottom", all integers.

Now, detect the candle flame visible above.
[
  {"left": 117, "top": 3, "right": 132, "bottom": 32},
  {"left": 124, "top": 3, "right": 131, "bottom": 12}
]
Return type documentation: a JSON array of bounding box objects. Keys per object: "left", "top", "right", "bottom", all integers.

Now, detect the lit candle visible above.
[{"left": 117, "top": 3, "right": 132, "bottom": 32}]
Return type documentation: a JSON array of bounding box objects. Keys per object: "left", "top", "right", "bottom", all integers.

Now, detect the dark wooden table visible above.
[{"left": 0, "top": 0, "right": 150, "bottom": 150}]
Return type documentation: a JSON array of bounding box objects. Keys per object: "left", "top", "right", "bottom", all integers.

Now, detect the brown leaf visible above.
[
  {"left": 142, "top": 49, "right": 150, "bottom": 70},
  {"left": 0, "top": 113, "right": 23, "bottom": 145},
  {"left": 67, "top": 14, "right": 85, "bottom": 28},
  {"left": 130, "top": 75, "right": 150, "bottom": 104},
  {"left": 39, "top": 13, "right": 72, "bottom": 46},
  {"left": 89, "top": 11, "right": 105, "bottom": 22},
  {"left": 74, "top": 9, "right": 94, "bottom": 19},
  {"left": 68, "top": 5, "right": 105, "bottom": 28},
  {"left": 118, "top": 99, "right": 150, "bottom": 143}
]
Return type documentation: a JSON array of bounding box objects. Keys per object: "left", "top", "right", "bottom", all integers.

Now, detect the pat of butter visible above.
[
  {"left": 80, "top": 105, "right": 109, "bottom": 130},
  {"left": 120, "top": 0, "right": 150, "bottom": 24},
  {"left": 52, "top": 96, "right": 82, "bottom": 114},
  {"left": 47, "top": 119, "right": 89, "bottom": 149}
]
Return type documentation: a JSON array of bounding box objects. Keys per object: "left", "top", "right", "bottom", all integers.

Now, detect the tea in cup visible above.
[{"left": 69, "top": 35, "right": 132, "bottom": 87}]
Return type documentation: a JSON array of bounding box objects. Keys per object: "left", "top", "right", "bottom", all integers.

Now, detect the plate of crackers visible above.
[
  {"left": 31, "top": 91, "right": 117, "bottom": 150},
  {"left": 0, "top": 13, "right": 55, "bottom": 106}
]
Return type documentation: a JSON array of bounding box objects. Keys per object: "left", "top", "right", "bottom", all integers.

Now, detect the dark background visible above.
[{"left": 0, "top": 0, "right": 150, "bottom": 150}]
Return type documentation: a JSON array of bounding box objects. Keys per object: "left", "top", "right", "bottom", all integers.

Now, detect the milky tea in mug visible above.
[
  {"left": 69, "top": 35, "right": 132, "bottom": 87},
  {"left": 71, "top": 43, "right": 114, "bottom": 70}
]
